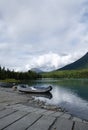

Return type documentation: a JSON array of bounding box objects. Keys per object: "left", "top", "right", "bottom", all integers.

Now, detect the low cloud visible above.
[{"left": 25, "top": 52, "right": 84, "bottom": 71}]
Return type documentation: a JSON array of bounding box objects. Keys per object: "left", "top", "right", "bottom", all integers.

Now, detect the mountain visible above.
[
  {"left": 30, "top": 68, "right": 43, "bottom": 73},
  {"left": 58, "top": 52, "right": 88, "bottom": 70}
]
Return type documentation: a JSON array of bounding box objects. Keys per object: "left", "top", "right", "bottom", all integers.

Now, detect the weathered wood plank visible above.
[
  {"left": 0, "top": 105, "right": 5, "bottom": 111},
  {"left": 72, "top": 117, "right": 82, "bottom": 122},
  {"left": 0, "top": 108, "right": 17, "bottom": 119},
  {"left": 4, "top": 113, "right": 42, "bottom": 130},
  {"left": 7, "top": 104, "right": 28, "bottom": 110},
  {"left": 74, "top": 122, "right": 88, "bottom": 130},
  {"left": 15, "top": 106, "right": 37, "bottom": 113},
  {"left": 34, "top": 109, "right": 47, "bottom": 114},
  {"left": 51, "top": 111, "right": 63, "bottom": 117},
  {"left": 27, "top": 115, "right": 55, "bottom": 130},
  {"left": 43, "top": 110, "right": 55, "bottom": 116},
  {"left": 51, "top": 117, "right": 73, "bottom": 130},
  {"left": 61, "top": 113, "right": 71, "bottom": 119},
  {"left": 7, "top": 104, "right": 39, "bottom": 113},
  {"left": 0, "top": 110, "right": 27, "bottom": 130},
  {"left": 6, "top": 104, "right": 22, "bottom": 108}
]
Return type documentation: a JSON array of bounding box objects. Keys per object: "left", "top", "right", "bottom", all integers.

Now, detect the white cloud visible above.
[
  {"left": 25, "top": 52, "right": 84, "bottom": 71},
  {"left": 0, "top": 0, "right": 88, "bottom": 71}
]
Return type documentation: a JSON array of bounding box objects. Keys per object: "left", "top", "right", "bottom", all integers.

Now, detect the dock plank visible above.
[
  {"left": 15, "top": 106, "right": 37, "bottom": 112},
  {"left": 74, "top": 122, "right": 88, "bottom": 130},
  {"left": 72, "top": 117, "right": 82, "bottom": 122},
  {"left": 4, "top": 113, "right": 42, "bottom": 130},
  {"left": 7, "top": 104, "right": 39, "bottom": 113},
  {"left": 51, "top": 111, "right": 63, "bottom": 117},
  {"left": 43, "top": 110, "right": 55, "bottom": 116},
  {"left": 0, "top": 105, "right": 5, "bottom": 111},
  {"left": 0, "top": 104, "right": 87, "bottom": 130},
  {"left": 0, "top": 110, "right": 27, "bottom": 130},
  {"left": 0, "top": 108, "right": 17, "bottom": 119},
  {"left": 51, "top": 117, "right": 73, "bottom": 130},
  {"left": 61, "top": 113, "right": 71, "bottom": 119},
  {"left": 27, "top": 115, "right": 55, "bottom": 130},
  {"left": 34, "top": 109, "right": 47, "bottom": 114}
]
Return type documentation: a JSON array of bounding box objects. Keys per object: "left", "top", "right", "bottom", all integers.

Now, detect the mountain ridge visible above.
[
  {"left": 58, "top": 52, "right": 88, "bottom": 70},
  {"left": 30, "top": 68, "right": 43, "bottom": 73}
]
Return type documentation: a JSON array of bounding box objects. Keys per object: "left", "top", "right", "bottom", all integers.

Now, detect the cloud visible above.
[
  {"left": 25, "top": 52, "right": 83, "bottom": 71},
  {"left": 0, "top": 0, "right": 88, "bottom": 71}
]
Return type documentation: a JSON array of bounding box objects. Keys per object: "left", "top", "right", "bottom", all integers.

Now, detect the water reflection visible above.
[
  {"left": 28, "top": 92, "right": 52, "bottom": 99},
  {"left": 33, "top": 82, "right": 88, "bottom": 120},
  {"left": 0, "top": 82, "right": 13, "bottom": 87}
]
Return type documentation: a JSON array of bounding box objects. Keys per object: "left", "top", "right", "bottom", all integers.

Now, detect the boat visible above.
[
  {"left": 17, "top": 84, "right": 52, "bottom": 93},
  {"left": 0, "top": 82, "right": 13, "bottom": 88}
]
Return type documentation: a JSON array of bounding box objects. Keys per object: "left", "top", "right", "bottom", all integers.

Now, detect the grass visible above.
[{"left": 0, "top": 78, "right": 20, "bottom": 83}]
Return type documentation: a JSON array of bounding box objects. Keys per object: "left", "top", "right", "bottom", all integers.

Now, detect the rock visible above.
[{"left": 12, "top": 86, "right": 17, "bottom": 91}]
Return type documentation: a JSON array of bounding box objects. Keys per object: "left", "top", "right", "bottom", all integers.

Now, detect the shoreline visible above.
[
  {"left": 0, "top": 86, "right": 88, "bottom": 122},
  {"left": 0, "top": 86, "right": 65, "bottom": 112}
]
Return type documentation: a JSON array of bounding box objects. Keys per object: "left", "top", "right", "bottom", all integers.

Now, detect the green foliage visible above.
[
  {"left": 42, "top": 69, "right": 88, "bottom": 78},
  {"left": 0, "top": 66, "right": 41, "bottom": 80},
  {"left": 0, "top": 78, "right": 20, "bottom": 83}
]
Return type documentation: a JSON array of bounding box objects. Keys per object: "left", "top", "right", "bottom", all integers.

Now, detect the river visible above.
[{"left": 27, "top": 78, "right": 88, "bottom": 120}]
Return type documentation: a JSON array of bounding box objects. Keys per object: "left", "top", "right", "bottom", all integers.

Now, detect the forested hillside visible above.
[
  {"left": 58, "top": 52, "right": 88, "bottom": 70},
  {"left": 0, "top": 66, "right": 41, "bottom": 80}
]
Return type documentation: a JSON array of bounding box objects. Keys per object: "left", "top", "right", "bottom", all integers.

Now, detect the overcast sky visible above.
[{"left": 0, "top": 0, "right": 88, "bottom": 71}]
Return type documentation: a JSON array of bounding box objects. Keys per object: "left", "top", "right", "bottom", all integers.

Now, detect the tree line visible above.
[
  {"left": 42, "top": 69, "right": 88, "bottom": 78},
  {"left": 1, "top": 66, "right": 88, "bottom": 80},
  {"left": 0, "top": 66, "right": 41, "bottom": 80}
]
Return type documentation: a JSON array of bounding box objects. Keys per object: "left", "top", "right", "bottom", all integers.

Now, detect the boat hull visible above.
[{"left": 17, "top": 85, "right": 52, "bottom": 93}]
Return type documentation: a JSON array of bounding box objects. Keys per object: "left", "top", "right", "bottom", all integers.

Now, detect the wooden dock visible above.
[{"left": 0, "top": 104, "right": 88, "bottom": 130}]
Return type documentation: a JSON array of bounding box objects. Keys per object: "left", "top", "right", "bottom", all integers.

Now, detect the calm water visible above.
[{"left": 28, "top": 78, "right": 88, "bottom": 120}]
